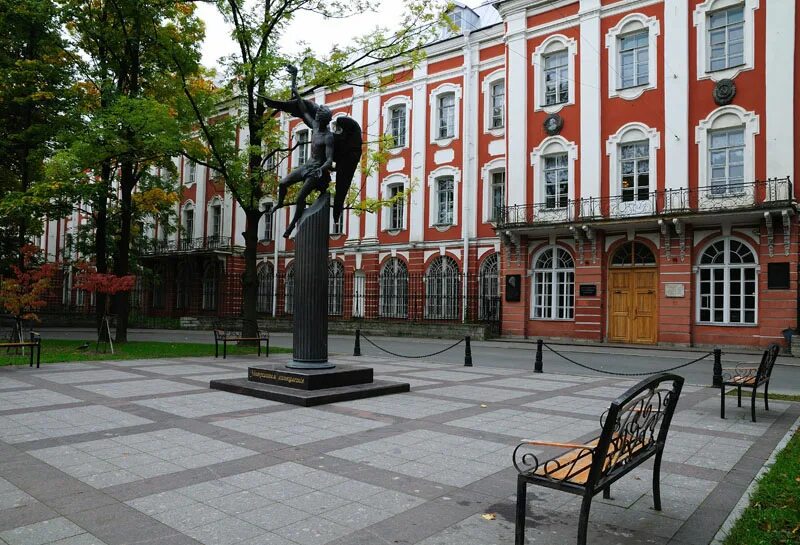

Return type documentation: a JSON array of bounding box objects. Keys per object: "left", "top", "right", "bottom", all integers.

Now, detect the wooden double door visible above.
[{"left": 608, "top": 268, "right": 658, "bottom": 344}]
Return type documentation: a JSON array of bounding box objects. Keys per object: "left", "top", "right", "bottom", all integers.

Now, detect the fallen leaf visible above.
[
  {"left": 480, "top": 404, "right": 488, "bottom": 408},
  {"left": 481, "top": 513, "right": 496, "bottom": 521}
]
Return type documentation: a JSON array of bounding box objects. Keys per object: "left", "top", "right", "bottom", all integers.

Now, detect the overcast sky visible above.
[{"left": 197, "top": 1, "right": 484, "bottom": 72}]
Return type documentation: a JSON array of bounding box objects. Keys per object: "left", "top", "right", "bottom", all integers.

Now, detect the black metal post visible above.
[
  {"left": 464, "top": 336, "right": 473, "bottom": 367},
  {"left": 534, "top": 339, "right": 544, "bottom": 373},
  {"left": 353, "top": 328, "right": 362, "bottom": 357},
  {"left": 712, "top": 348, "right": 722, "bottom": 387}
]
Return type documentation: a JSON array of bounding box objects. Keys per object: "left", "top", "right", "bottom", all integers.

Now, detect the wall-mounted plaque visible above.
[
  {"left": 579, "top": 284, "right": 597, "bottom": 297},
  {"left": 768, "top": 262, "right": 790, "bottom": 289},
  {"left": 505, "top": 274, "right": 521, "bottom": 302},
  {"left": 664, "top": 283, "right": 685, "bottom": 298}
]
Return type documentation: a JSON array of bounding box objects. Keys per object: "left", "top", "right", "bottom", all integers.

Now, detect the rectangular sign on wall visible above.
[
  {"left": 505, "top": 275, "right": 521, "bottom": 302},
  {"left": 767, "top": 262, "right": 790, "bottom": 290},
  {"left": 579, "top": 284, "right": 597, "bottom": 297}
]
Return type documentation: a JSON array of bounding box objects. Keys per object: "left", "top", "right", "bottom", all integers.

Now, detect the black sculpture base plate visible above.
[
  {"left": 248, "top": 364, "right": 372, "bottom": 391},
  {"left": 209, "top": 377, "right": 409, "bottom": 407}
]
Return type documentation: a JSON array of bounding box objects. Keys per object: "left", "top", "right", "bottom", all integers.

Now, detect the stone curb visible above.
[{"left": 710, "top": 413, "right": 800, "bottom": 544}]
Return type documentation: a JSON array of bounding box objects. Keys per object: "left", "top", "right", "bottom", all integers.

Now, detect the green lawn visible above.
[
  {"left": 723, "top": 429, "right": 800, "bottom": 545},
  {"left": 0, "top": 339, "right": 291, "bottom": 366},
  {"left": 726, "top": 389, "right": 800, "bottom": 403}
]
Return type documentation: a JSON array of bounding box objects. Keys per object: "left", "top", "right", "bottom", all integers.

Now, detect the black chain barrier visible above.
[
  {"left": 542, "top": 342, "right": 714, "bottom": 377},
  {"left": 360, "top": 332, "right": 465, "bottom": 359}
]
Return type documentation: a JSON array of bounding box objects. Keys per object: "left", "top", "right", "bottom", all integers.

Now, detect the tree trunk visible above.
[
  {"left": 241, "top": 209, "right": 260, "bottom": 338},
  {"left": 114, "top": 163, "right": 135, "bottom": 343}
]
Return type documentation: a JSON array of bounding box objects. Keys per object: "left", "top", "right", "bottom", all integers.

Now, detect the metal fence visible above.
[{"left": 33, "top": 269, "right": 501, "bottom": 330}]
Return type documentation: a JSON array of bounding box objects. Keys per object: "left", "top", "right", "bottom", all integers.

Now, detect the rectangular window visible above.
[
  {"left": 187, "top": 161, "right": 196, "bottom": 185},
  {"left": 210, "top": 205, "right": 222, "bottom": 240},
  {"left": 620, "top": 142, "right": 650, "bottom": 201},
  {"left": 543, "top": 51, "right": 569, "bottom": 106},
  {"left": 297, "top": 130, "right": 309, "bottom": 166},
  {"left": 389, "top": 185, "right": 404, "bottom": 230},
  {"left": 708, "top": 6, "right": 745, "bottom": 71},
  {"left": 490, "top": 171, "right": 505, "bottom": 222},
  {"left": 438, "top": 93, "right": 455, "bottom": 139},
  {"left": 262, "top": 203, "right": 273, "bottom": 241},
  {"left": 490, "top": 81, "right": 504, "bottom": 129},
  {"left": 389, "top": 105, "right": 406, "bottom": 147},
  {"left": 618, "top": 31, "right": 649, "bottom": 88},
  {"left": 437, "top": 177, "right": 454, "bottom": 225},
  {"left": 183, "top": 209, "right": 194, "bottom": 241},
  {"left": 543, "top": 154, "right": 569, "bottom": 209},
  {"left": 330, "top": 213, "right": 344, "bottom": 235},
  {"left": 709, "top": 127, "right": 745, "bottom": 195}
]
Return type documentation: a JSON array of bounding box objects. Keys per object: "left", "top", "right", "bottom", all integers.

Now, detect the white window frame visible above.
[
  {"left": 293, "top": 126, "right": 310, "bottom": 166},
  {"left": 530, "top": 245, "right": 575, "bottom": 320},
  {"left": 329, "top": 208, "right": 345, "bottom": 236},
  {"left": 694, "top": 0, "right": 758, "bottom": 81},
  {"left": 481, "top": 69, "right": 505, "bottom": 136},
  {"left": 532, "top": 34, "right": 577, "bottom": 113},
  {"left": 429, "top": 82, "right": 462, "bottom": 146},
  {"left": 382, "top": 95, "right": 412, "bottom": 154},
  {"left": 260, "top": 200, "right": 274, "bottom": 242},
  {"left": 207, "top": 197, "right": 223, "bottom": 241},
  {"left": 605, "top": 13, "right": 660, "bottom": 100},
  {"left": 424, "top": 255, "right": 460, "bottom": 320},
  {"left": 480, "top": 158, "right": 506, "bottom": 224},
  {"left": 181, "top": 201, "right": 195, "bottom": 240},
  {"left": 184, "top": 159, "right": 197, "bottom": 186},
  {"left": 380, "top": 173, "right": 408, "bottom": 232},
  {"left": 606, "top": 122, "right": 660, "bottom": 216},
  {"left": 530, "top": 136, "right": 577, "bottom": 222},
  {"left": 427, "top": 166, "right": 461, "bottom": 228},
  {"left": 696, "top": 105, "right": 759, "bottom": 207},
  {"left": 695, "top": 236, "right": 759, "bottom": 325}
]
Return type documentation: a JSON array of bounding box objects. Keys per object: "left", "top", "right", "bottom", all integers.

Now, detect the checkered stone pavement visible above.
[{"left": 0, "top": 353, "right": 797, "bottom": 545}]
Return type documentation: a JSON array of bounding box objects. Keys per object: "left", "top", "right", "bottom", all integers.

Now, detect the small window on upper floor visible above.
[
  {"left": 543, "top": 51, "right": 569, "bottom": 106},
  {"left": 490, "top": 170, "right": 505, "bottom": 223},
  {"left": 330, "top": 211, "right": 344, "bottom": 236},
  {"left": 437, "top": 93, "right": 455, "bottom": 139},
  {"left": 296, "top": 130, "right": 309, "bottom": 166},
  {"left": 618, "top": 31, "right": 649, "bottom": 89},
  {"left": 490, "top": 81, "right": 504, "bottom": 129},
  {"left": 708, "top": 5, "right": 745, "bottom": 72},
  {"left": 388, "top": 105, "right": 407, "bottom": 148},
  {"left": 436, "top": 176, "right": 455, "bottom": 225},
  {"left": 186, "top": 160, "right": 197, "bottom": 185},
  {"left": 261, "top": 202, "right": 273, "bottom": 241},
  {"left": 388, "top": 184, "right": 405, "bottom": 231}
]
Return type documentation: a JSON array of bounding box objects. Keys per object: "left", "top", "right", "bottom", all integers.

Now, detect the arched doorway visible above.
[{"left": 608, "top": 241, "right": 658, "bottom": 344}]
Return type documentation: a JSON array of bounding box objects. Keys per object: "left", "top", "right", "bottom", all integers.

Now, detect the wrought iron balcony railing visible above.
[
  {"left": 142, "top": 236, "right": 233, "bottom": 256},
  {"left": 498, "top": 177, "right": 793, "bottom": 228}
]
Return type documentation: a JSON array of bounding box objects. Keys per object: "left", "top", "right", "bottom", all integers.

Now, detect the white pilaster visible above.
[
  {"left": 363, "top": 93, "right": 381, "bottom": 242},
  {"left": 579, "top": 1, "right": 601, "bottom": 199},
  {"left": 505, "top": 10, "right": 528, "bottom": 207},
  {"left": 464, "top": 41, "right": 480, "bottom": 238},
  {"left": 410, "top": 61, "right": 429, "bottom": 242},
  {"left": 766, "top": 1, "right": 795, "bottom": 179},
  {"left": 664, "top": 0, "right": 689, "bottom": 190},
  {"left": 347, "top": 86, "right": 364, "bottom": 245}
]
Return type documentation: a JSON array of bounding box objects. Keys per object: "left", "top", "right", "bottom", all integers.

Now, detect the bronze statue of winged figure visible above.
[{"left": 265, "top": 65, "right": 363, "bottom": 238}]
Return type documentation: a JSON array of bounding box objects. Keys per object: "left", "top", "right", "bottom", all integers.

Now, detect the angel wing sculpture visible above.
[{"left": 265, "top": 66, "right": 363, "bottom": 238}]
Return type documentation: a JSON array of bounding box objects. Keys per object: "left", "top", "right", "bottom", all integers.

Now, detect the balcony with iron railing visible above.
[
  {"left": 141, "top": 236, "right": 237, "bottom": 256},
  {"left": 498, "top": 177, "right": 793, "bottom": 228}
]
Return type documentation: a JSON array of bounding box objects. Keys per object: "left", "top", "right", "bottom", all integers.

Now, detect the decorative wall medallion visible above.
[
  {"left": 713, "top": 79, "right": 737, "bottom": 106},
  {"left": 543, "top": 113, "right": 563, "bottom": 136}
]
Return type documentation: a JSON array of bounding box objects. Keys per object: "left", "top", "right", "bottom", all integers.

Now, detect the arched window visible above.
[
  {"left": 478, "top": 254, "right": 500, "bottom": 321},
  {"left": 328, "top": 260, "right": 344, "bottom": 316},
  {"left": 202, "top": 263, "right": 217, "bottom": 311},
  {"left": 425, "top": 256, "right": 460, "bottom": 319},
  {"left": 697, "top": 237, "right": 757, "bottom": 324},
  {"left": 257, "top": 263, "right": 274, "bottom": 314},
  {"left": 610, "top": 241, "right": 657, "bottom": 267},
  {"left": 379, "top": 258, "right": 409, "bottom": 318},
  {"left": 532, "top": 247, "right": 574, "bottom": 319},
  {"left": 284, "top": 264, "right": 295, "bottom": 314}
]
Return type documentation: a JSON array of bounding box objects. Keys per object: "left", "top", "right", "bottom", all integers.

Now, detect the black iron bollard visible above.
[
  {"left": 534, "top": 339, "right": 544, "bottom": 373},
  {"left": 353, "top": 329, "right": 362, "bottom": 357},
  {"left": 712, "top": 348, "right": 722, "bottom": 387},
  {"left": 464, "top": 336, "right": 473, "bottom": 367}
]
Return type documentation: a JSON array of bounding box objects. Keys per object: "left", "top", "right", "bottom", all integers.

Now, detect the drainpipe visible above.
[{"left": 462, "top": 30, "right": 473, "bottom": 324}]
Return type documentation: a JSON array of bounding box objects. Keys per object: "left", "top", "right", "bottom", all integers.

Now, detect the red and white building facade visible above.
[{"left": 41, "top": 0, "right": 800, "bottom": 348}]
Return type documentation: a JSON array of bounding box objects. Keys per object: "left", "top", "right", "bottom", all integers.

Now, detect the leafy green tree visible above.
[
  {"left": 0, "top": 0, "right": 77, "bottom": 272},
  {"left": 174, "top": 0, "right": 443, "bottom": 337}
]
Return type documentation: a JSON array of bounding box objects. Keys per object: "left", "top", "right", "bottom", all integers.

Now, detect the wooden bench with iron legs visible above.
[
  {"left": 0, "top": 332, "right": 42, "bottom": 368},
  {"left": 213, "top": 328, "right": 269, "bottom": 359},
  {"left": 720, "top": 343, "right": 779, "bottom": 422},
  {"left": 513, "top": 373, "right": 684, "bottom": 545}
]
